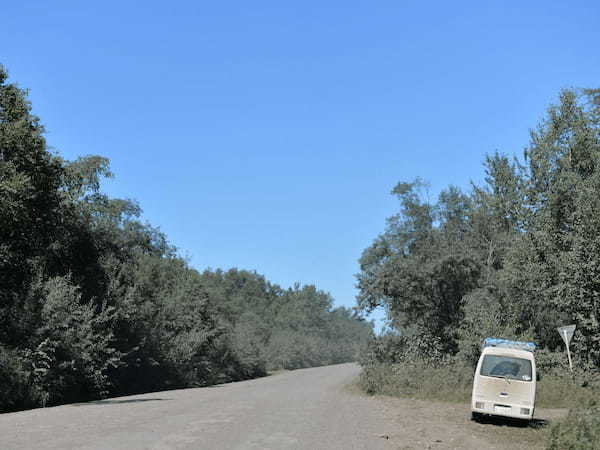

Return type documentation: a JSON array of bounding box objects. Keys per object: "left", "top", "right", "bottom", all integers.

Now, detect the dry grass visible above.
[
  {"left": 358, "top": 362, "right": 472, "bottom": 403},
  {"left": 360, "top": 362, "right": 599, "bottom": 409}
]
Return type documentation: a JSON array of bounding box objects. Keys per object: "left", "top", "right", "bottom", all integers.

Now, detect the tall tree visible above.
[{"left": 0, "top": 65, "right": 64, "bottom": 344}]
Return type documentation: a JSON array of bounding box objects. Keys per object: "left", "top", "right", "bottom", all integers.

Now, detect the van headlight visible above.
[
  {"left": 520, "top": 408, "right": 531, "bottom": 415},
  {"left": 475, "top": 402, "right": 485, "bottom": 409}
]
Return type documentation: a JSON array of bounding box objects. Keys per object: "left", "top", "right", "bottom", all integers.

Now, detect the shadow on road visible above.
[
  {"left": 528, "top": 418, "right": 550, "bottom": 429},
  {"left": 71, "top": 398, "right": 170, "bottom": 406}
]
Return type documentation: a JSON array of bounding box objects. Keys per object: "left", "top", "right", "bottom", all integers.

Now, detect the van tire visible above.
[{"left": 471, "top": 412, "right": 482, "bottom": 422}]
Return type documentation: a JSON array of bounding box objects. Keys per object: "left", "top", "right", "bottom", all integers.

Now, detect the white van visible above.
[{"left": 471, "top": 338, "right": 537, "bottom": 422}]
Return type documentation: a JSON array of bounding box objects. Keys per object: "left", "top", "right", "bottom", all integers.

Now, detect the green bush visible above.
[
  {"left": 546, "top": 401, "right": 600, "bottom": 450},
  {"left": 229, "top": 316, "right": 268, "bottom": 378},
  {"left": 535, "top": 350, "right": 600, "bottom": 408},
  {"left": 34, "top": 276, "right": 122, "bottom": 404},
  {"left": 360, "top": 339, "right": 600, "bottom": 410},
  {"left": 359, "top": 360, "right": 473, "bottom": 402},
  {"left": 0, "top": 346, "right": 30, "bottom": 412},
  {"left": 265, "top": 330, "right": 322, "bottom": 370},
  {"left": 537, "top": 375, "right": 600, "bottom": 409}
]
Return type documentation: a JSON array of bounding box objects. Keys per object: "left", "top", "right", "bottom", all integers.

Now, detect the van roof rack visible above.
[{"left": 483, "top": 338, "right": 536, "bottom": 353}]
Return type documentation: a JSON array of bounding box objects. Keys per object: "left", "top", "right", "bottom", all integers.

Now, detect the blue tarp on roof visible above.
[{"left": 483, "top": 338, "right": 536, "bottom": 353}]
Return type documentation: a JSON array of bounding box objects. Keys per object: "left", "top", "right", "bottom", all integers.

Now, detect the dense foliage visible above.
[
  {"left": 356, "top": 88, "right": 600, "bottom": 446},
  {"left": 546, "top": 400, "right": 600, "bottom": 450},
  {"left": 358, "top": 87, "right": 600, "bottom": 365},
  {"left": 0, "top": 66, "right": 372, "bottom": 412}
]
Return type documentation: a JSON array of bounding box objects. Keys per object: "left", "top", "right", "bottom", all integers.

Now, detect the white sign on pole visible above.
[
  {"left": 557, "top": 325, "right": 576, "bottom": 346},
  {"left": 557, "top": 324, "right": 576, "bottom": 372}
]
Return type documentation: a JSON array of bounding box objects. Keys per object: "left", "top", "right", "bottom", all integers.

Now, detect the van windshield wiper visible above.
[{"left": 488, "top": 374, "right": 512, "bottom": 383}]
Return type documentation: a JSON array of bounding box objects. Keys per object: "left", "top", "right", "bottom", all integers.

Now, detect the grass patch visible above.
[
  {"left": 537, "top": 375, "right": 599, "bottom": 409},
  {"left": 540, "top": 372, "right": 600, "bottom": 449},
  {"left": 545, "top": 401, "right": 600, "bottom": 449},
  {"left": 359, "top": 361, "right": 472, "bottom": 403},
  {"left": 360, "top": 362, "right": 599, "bottom": 410}
]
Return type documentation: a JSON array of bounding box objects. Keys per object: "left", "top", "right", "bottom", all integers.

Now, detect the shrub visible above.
[
  {"left": 537, "top": 374, "right": 600, "bottom": 409},
  {"left": 546, "top": 401, "right": 600, "bottom": 450},
  {"left": 360, "top": 339, "right": 600, "bottom": 410},
  {"left": 0, "top": 346, "right": 31, "bottom": 412},
  {"left": 33, "top": 276, "right": 122, "bottom": 404},
  {"left": 359, "top": 360, "right": 473, "bottom": 402},
  {"left": 535, "top": 350, "right": 600, "bottom": 408}
]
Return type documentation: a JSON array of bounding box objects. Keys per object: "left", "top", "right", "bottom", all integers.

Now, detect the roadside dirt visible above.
[
  {"left": 356, "top": 389, "right": 567, "bottom": 449},
  {"left": 0, "top": 363, "right": 566, "bottom": 449}
]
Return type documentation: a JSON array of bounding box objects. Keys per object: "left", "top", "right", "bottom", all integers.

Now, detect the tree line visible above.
[
  {"left": 0, "top": 65, "right": 372, "bottom": 412},
  {"left": 357, "top": 87, "right": 600, "bottom": 371}
]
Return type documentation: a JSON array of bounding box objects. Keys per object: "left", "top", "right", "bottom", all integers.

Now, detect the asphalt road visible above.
[
  {"left": 0, "top": 363, "right": 564, "bottom": 449},
  {"left": 0, "top": 363, "right": 398, "bottom": 450}
]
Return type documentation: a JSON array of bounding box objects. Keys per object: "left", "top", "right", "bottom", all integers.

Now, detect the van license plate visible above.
[{"left": 494, "top": 405, "right": 511, "bottom": 414}]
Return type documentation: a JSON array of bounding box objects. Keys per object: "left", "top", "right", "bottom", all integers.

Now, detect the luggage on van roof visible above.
[{"left": 482, "top": 338, "right": 536, "bottom": 352}]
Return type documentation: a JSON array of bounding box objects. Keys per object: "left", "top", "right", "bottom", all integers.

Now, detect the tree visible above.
[
  {"left": 501, "top": 89, "right": 600, "bottom": 358},
  {"left": 0, "top": 65, "right": 65, "bottom": 344},
  {"left": 0, "top": 64, "right": 377, "bottom": 411},
  {"left": 357, "top": 179, "right": 480, "bottom": 352}
]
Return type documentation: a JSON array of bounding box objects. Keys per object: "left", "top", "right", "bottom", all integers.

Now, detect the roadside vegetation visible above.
[
  {"left": 356, "top": 87, "right": 600, "bottom": 449},
  {"left": 0, "top": 65, "right": 373, "bottom": 413},
  {"left": 358, "top": 337, "right": 600, "bottom": 409}
]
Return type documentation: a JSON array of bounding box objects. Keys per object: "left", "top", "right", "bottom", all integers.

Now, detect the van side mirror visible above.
[{"left": 536, "top": 372, "right": 541, "bottom": 381}]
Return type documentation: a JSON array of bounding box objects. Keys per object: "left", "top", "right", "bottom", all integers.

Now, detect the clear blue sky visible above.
[{"left": 2, "top": 1, "right": 598, "bottom": 328}]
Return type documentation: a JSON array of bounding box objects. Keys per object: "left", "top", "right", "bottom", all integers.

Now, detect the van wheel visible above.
[{"left": 471, "top": 412, "right": 482, "bottom": 422}]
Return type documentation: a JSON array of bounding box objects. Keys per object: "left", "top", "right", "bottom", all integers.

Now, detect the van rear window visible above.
[{"left": 480, "top": 355, "right": 532, "bottom": 381}]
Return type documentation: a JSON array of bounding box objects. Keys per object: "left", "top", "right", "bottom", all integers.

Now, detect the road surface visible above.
[{"left": 0, "top": 363, "right": 562, "bottom": 449}]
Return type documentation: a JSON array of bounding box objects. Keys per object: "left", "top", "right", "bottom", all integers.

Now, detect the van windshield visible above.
[{"left": 480, "top": 355, "right": 532, "bottom": 382}]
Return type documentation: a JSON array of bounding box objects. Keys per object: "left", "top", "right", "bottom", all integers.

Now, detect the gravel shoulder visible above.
[
  {"left": 355, "top": 389, "right": 567, "bottom": 449},
  {"left": 0, "top": 363, "right": 566, "bottom": 449}
]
